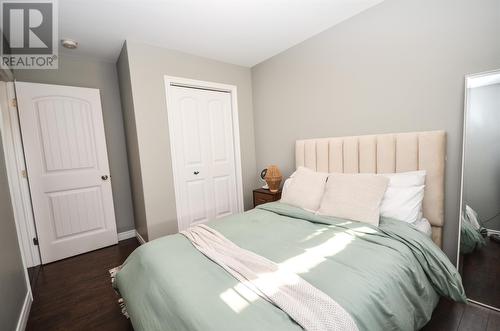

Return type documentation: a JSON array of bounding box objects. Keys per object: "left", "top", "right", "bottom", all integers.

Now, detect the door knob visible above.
[
  {"left": 193, "top": 171, "right": 199, "bottom": 175},
  {"left": 101, "top": 175, "right": 109, "bottom": 180}
]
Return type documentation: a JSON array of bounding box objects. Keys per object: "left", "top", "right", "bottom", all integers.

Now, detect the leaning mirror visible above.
[{"left": 459, "top": 69, "right": 500, "bottom": 311}]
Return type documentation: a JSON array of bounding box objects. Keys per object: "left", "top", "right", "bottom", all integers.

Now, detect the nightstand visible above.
[{"left": 253, "top": 188, "right": 282, "bottom": 207}]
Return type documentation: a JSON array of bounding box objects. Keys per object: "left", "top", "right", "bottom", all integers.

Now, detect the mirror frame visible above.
[{"left": 457, "top": 68, "right": 500, "bottom": 312}]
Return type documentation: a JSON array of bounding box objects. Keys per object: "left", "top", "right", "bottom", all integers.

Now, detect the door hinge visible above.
[
  {"left": 10, "top": 99, "right": 17, "bottom": 108},
  {"left": 21, "top": 169, "right": 27, "bottom": 178},
  {"left": 33, "top": 237, "right": 39, "bottom": 246}
]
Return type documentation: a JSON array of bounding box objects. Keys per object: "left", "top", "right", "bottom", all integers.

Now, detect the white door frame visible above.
[
  {"left": 0, "top": 81, "right": 34, "bottom": 321},
  {"left": 0, "top": 81, "right": 40, "bottom": 268},
  {"left": 164, "top": 76, "right": 244, "bottom": 231}
]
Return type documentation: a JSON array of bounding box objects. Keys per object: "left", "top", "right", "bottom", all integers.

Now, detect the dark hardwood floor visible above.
[
  {"left": 421, "top": 298, "right": 500, "bottom": 331},
  {"left": 26, "top": 238, "right": 138, "bottom": 331},
  {"left": 26, "top": 238, "right": 500, "bottom": 331},
  {"left": 27, "top": 265, "right": 41, "bottom": 294},
  {"left": 461, "top": 237, "right": 500, "bottom": 308}
]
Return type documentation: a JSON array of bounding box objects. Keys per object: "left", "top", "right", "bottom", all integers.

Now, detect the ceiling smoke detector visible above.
[{"left": 61, "top": 39, "right": 78, "bottom": 49}]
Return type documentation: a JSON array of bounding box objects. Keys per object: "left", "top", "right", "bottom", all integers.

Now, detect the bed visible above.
[{"left": 113, "top": 130, "right": 466, "bottom": 331}]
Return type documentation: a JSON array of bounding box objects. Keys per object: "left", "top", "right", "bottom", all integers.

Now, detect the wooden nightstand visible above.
[{"left": 253, "top": 188, "right": 282, "bottom": 207}]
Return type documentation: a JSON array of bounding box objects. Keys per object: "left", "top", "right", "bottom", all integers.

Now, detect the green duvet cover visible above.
[
  {"left": 115, "top": 202, "right": 466, "bottom": 331},
  {"left": 460, "top": 216, "right": 486, "bottom": 254}
]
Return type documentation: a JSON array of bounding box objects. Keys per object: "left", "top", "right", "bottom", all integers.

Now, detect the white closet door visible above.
[
  {"left": 16, "top": 82, "right": 117, "bottom": 264},
  {"left": 169, "top": 86, "right": 239, "bottom": 230}
]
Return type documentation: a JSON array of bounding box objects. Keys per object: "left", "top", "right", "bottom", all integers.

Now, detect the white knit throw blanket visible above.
[{"left": 180, "top": 224, "right": 359, "bottom": 331}]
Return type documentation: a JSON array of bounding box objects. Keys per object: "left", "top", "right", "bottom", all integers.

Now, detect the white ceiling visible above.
[{"left": 59, "top": 0, "right": 384, "bottom": 67}]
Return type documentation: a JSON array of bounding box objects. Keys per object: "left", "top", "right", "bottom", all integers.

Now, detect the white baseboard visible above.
[
  {"left": 117, "top": 229, "right": 137, "bottom": 241},
  {"left": 16, "top": 291, "right": 32, "bottom": 331},
  {"left": 487, "top": 229, "right": 500, "bottom": 236},
  {"left": 136, "top": 231, "right": 146, "bottom": 245}
]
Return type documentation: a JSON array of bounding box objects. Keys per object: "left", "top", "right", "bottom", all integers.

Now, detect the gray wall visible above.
[
  {"left": 15, "top": 54, "right": 135, "bottom": 233},
  {"left": 464, "top": 83, "right": 500, "bottom": 230},
  {"left": 116, "top": 45, "right": 149, "bottom": 240},
  {"left": 0, "top": 134, "right": 28, "bottom": 331},
  {"left": 117, "top": 40, "right": 257, "bottom": 240},
  {"left": 251, "top": 0, "right": 500, "bottom": 261}
]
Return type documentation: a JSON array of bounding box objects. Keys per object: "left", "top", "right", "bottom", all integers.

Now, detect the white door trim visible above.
[
  {"left": 136, "top": 231, "right": 146, "bottom": 245},
  {"left": 0, "top": 81, "right": 34, "bottom": 321},
  {"left": 0, "top": 81, "right": 40, "bottom": 268},
  {"left": 164, "top": 76, "right": 244, "bottom": 231}
]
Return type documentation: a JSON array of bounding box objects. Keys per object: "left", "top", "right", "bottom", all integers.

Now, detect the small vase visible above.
[{"left": 264, "top": 165, "right": 282, "bottom": 192}]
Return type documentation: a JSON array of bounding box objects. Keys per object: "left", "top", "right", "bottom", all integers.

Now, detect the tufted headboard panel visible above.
[{"left": 295, "top": 131, "right": 446, "bottom": 247}]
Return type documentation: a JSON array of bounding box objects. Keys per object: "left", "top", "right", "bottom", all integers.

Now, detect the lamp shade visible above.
[{"left": 264, "top": 165, "right": 282, "bottom": 192}]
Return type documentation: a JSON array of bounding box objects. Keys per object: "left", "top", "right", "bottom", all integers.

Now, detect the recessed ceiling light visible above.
[{"left": 61, "top": 39, "right": 78, "bottom": 49}]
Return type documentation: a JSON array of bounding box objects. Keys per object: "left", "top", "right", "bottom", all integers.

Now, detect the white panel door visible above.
[
  {"left": 16, "top": 82, "right": 117, "bottom": 264},
  {"left": 169, "top": 86, "right": 239, "bottom": 230}
]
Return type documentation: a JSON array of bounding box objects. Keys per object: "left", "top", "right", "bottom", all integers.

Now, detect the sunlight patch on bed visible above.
[
  {"left": 220, "top": 288, "right": 250, "bottom": 313},
  {"left": 348, "top": 226, "right": 378, "bottom": 236},
  {"left": 279, "top": 232, "right": 354, "bottom": 274},
  {"left": 225, "top": 269, "right": 303, "bottom": 303},
  {"left": 234, "top": 283, "right": 260, "bottom": 302},
  {"left": 254, "top": 270, "right": 301, "bottom": 293},
  {"left": 220, "top": 272, "right": 301, "bottom": 313},
  {"left": 218, "top": 231, "right": 355, "bottom": 310},
  {"left": 331, "top": 221, "right": 353, "bottom": 226},
  {"left": 219, "top": 282, "right": 262, "bottom": 314},
  {"left": 224, "top": 233, "right": 354, "bottom": 300},
  {"left": 300, "top": 228, "right": 328, "bottom": 242}
]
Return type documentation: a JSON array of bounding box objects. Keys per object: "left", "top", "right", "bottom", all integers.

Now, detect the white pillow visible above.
[
  {"left": 280, "top": 167, "right": 328, "bottom": 212},
  {"left": 317, "top": 173, "right": 389, "bottom": 226},
  {"left": 383, "top": 170, "right": 426, "bottom": 187},
  {"left": 380, "top": 171, "right": 426, "bottom": 223},
  {"left": 412, "top": 217, "right": 432, "bottom": 237},
  {"left": 465, "top": 205, "right": 481, "bottom": 230}
]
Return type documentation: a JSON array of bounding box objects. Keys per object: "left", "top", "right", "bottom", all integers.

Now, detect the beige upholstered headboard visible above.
[{"left": 295, "top": 130, "right": 446, "bottom": 247}]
